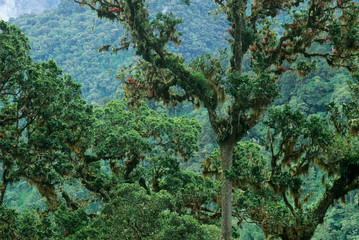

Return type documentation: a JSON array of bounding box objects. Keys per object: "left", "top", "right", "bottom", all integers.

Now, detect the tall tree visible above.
[
  {"left": 210, "top": 101, "right": 359, "bottom": 239},
  {"left": 72, "top": 0, "right": 359, "bottom": 238},
  {"left": 78, "top": 99, "right": 202, "bottom": 202},
  {"left": 1, "top": 21, "right": 213, "bottom": 239},
  {"left": 0, "top": 20, "right": 94, "bottom": 208}
]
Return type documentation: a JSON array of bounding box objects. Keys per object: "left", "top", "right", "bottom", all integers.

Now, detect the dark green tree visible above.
[
  {"left": 68, "top": 183, "right": 214, "bottom": 240},
  {"left": 205, "top": 101, "right": 359, "bottom": 239},
  {"left": 227, "top": 109, "right": 334, "bottom": 239},
  {"left": 76, "top": 99, "right": 203, "bottom": 202},
  {"left": 72, "top": 0, "right": 359, "bottom": 238},
  {"left": 1, "top": 20, "right": 215, "bottom": 239},
  {"left": 227, "top": 95, "right": 359, "bottom": 239},
  {"left": 0, "top": 20, "right": 94, "bottom": 208}
]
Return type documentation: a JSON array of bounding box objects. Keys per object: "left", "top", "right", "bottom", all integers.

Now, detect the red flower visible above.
[
  {"left": 227, "top": 29, "right": 233, "bottom": 34},
  {"left": 260, "top": 41, "right": 267, "bottom": 45},
  {"left": 279, "top": 52, "right": 285, "bottom": 56},
  {"left": 275, "top": 66, "right": 287, "bottom": 75},
  {"left": 127, "top": 78, "right": 134, "bottom": 82},
  {"left": 267, "top": 49, "right": 276, "bottom": 53},
  {"left": 249, "top": 46, "right": 258, "bottom": 51},
  {"left": 289, "top": 23, "right": 299, "bottom": 29},
  {"left": 262, "top": 36, "right": 269, "bottom": 39},
  {"left": 282, "top": 42, "right": 293, "bottom": 47},
  {"left": 109, "top": 7, "right": 122, "bottom": 13}
]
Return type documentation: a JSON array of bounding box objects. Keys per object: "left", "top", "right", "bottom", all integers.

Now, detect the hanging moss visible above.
[
  {"left": 192, "top": 72, "right": 209, "bottom": 92},
  {"left": 295, "top": 60, "right": 317, "bottom": 78}
]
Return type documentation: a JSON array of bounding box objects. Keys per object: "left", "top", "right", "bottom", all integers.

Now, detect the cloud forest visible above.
[{"left": 1, "top": 0, "right": 359, "bottom": 239}]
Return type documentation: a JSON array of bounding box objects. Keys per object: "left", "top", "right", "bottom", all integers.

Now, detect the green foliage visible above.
[
  {"left": 0, "top": 20, "right": 95, "bottom": 208},
  {"left": 69, "top": 183, "right": 214, "bottom": 240},
  {"left": 1, "top": 205, "right": 57, "bottom": 240},
  {"left": 296, "top": 60, "right": 317, "bottom": 78},
  {"left": 223, "top": 101, "right": 359, "bottom": 239},
  {"left": 0, "top": 20, "right": 31, "bottom": 83},
  {"left": 9, "top": 0, "right": 229, "bottom": 102},
  {"left": 313, "top": 197, "right": 359, "bottom": 240},
  {"left": 55, "top": 203, "right": 89, "bottom": 236},
  {"left": 227, "top": 71, "right": 279, "bottom": 111},
  {"left": 1, "top": 19, "right": 216, "bottom": 240},
  {"left": 90, "top": 100, "right": 202, "bottom": 188},
  {"left": 9, "top": 0, "right": 131, "bottom": 102},
  {"left": 227, "top": 142, "right": 267, "bottom": 188},
  {"left": 70, "top": 0, "right": 359, "bottom": 238},
  {"left": 0, "top": 205, "right": 17, "bottom": 239},
  {"left": 17, "top": 209, "right": 56, "bottom": 240},
  {"left": 4, "top": 0, "right": 359, "bottom": 239}
]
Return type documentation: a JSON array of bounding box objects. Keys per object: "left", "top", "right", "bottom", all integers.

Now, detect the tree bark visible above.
[
  {"left": 220, "top": 142, "right": 235, "bottom": 240},
  {"left": 0, "top": 167, "right": 8, "bottom": 205},
  {"left": 0, "top": 182, "right": 7, "bottom": 205},
  {"left": 291, "top": 169, "right": 359, "bottom": 240},
  {"left": 231, "top": 0, "right": 244, "bottom": 74}
]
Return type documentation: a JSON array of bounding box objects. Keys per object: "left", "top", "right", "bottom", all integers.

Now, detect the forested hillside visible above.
[
  {"left": 1, "top": 0, "right": 359, "bottom": 239},
  {"left": 9, "top": 0, "right": 228, "bottom": 103}
]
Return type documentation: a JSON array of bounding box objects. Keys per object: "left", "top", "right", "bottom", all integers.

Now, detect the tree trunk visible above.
[
  {"left": 0, "top": 182, "right": 7, "bottom": 205},
  {"left": 0, "top": 168, "right": 8, "bottom": 205},
  {"left": 220, "top": 142, "right": 235, "bottom": 240},
  {"left": 297, "top": 170, "right": 359, "bottom": 240}
]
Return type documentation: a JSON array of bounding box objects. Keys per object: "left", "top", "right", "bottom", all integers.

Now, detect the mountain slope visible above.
[{"left": 9, "top": 0, "right": 228, "bottom": 102}]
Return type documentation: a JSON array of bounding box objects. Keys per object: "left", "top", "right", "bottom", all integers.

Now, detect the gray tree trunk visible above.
[{"left": 220, "top": 143, "right": 234, "bottom": 240}]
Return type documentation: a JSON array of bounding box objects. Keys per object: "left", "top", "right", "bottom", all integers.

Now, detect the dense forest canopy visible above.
[
  {"left": 71, "top": 0, "right": 359, "bottom": 239},
  {"left": 1, "top": 0, "right": 359, "bottom": 239}
]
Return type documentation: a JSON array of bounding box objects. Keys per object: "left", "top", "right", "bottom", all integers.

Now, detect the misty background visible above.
[{"left": 0, "top": 0, "right": 60, "bottom": 21}]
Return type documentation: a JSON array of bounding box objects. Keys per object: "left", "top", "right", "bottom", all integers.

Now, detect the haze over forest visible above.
[{"left": 0, "top": 0, "right": 60, "bottom": 21}]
